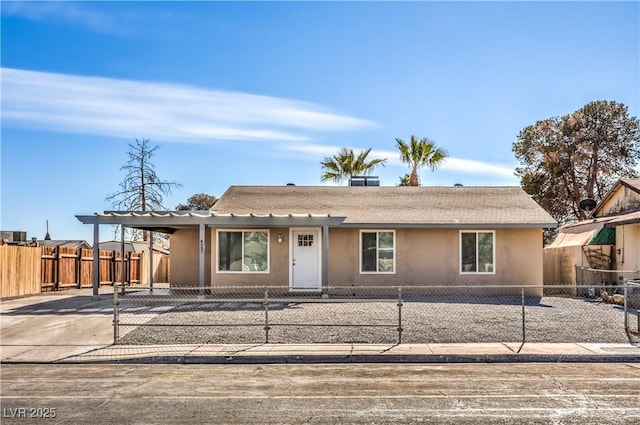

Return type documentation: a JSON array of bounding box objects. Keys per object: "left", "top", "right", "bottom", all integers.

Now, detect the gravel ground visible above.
[{"left": 118, "top": 295, "right": 639, "bottom": 345}]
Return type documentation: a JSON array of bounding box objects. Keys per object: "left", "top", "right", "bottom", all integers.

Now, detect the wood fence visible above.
[
  {"left": 0, "top": 246, "right": 41, "bottom": 298},
  {"left": 1, "top": 245, "right": 169, "bottom": 298},
  {"left": 41, "top": 246, "right": 143, "bottom": 291},
  {"left": 141, "top": 253, "right": 170, "bottom": 287},
  {"left": 543, "top": 246, "right": 582, "bottom": 295}
]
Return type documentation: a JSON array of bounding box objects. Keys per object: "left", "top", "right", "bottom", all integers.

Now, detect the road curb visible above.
[{"left": 3, "top": 353, "right": 634, "bottom": 365}]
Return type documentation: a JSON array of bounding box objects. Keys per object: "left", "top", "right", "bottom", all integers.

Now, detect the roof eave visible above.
[{"left": 338, "top": 222, "right": 557, "bottom": 229}]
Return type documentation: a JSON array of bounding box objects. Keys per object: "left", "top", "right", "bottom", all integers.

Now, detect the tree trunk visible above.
[{"left": 409, "top": 167, "right": 419, "bottom": 186}]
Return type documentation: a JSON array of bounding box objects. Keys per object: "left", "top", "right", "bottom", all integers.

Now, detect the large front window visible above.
[
  {"left": 217, "top": 230, "right": 269, "bottom": 273},
  {"left": 360, "top": 230, "right": 395, "bottom": 273},
  {"left": 460, "top": 231, "right": 495, "bottom": 274}
]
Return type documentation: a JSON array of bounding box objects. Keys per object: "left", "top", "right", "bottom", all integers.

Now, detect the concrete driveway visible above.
[{"left": 1, "top": 293, "right": 114, "bottom": 362}]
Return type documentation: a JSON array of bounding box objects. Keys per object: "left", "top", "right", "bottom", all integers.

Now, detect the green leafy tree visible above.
[
  {"left": 513, "top": 100, "right": 640, "bottom": 230},
  {"left": 320, "top": 147, "right": 387, "bottom": 184},
  {"left": 395, "top": 135, "right": 448, "bottom": 186},
  {"left": 106, "top": 138, "right": 182, "bottom": 240},
  {"left": 176, "top": 193, "right": 217, "bottom": 210}
]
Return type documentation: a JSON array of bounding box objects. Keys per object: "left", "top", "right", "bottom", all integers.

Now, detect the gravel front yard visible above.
[{"left": 117, "top": 295, "right": 639, "bottom": 345}]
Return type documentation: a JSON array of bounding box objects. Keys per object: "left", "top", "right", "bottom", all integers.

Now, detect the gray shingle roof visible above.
[
  {"left": 214, "top": 186, "right": 556, "bottom": 227},
  {"left": 37, "top": 240, "right": 92, "bottom": 249}
]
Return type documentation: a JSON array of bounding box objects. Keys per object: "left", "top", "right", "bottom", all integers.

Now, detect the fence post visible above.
[
  {"left": 76, "top": 248, "right": 82, "bottom": 289},
  {"left": 623, "top": 278, "right": 628, "bottom": 331},
  {"left": 397, "top": 287, "right": 403, "bottom": 344},
  {"left": 53, "top": 246, "right": 60, "bottom": 291},
  {"left": 127, "top": 252, "right": 132, "bottom": 285},
  {"left": 111, "top": 250, "right": 116, "bottom": 285},
  {"left": 521, "top": 285, "right": 526, "bottom": 344},
  {"left": 120, "top": 253, "right": 126, "bottom": 296},
  {"left": 113, "top": 283, "right": 120, "bottom": 344},
  {"left": 264, "top": 288, "right": 270, "bottom": 344}
]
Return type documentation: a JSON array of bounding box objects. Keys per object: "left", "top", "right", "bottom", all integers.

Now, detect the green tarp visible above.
[{"left": 588, "top": 227, "right": 616, "bottom": 245}]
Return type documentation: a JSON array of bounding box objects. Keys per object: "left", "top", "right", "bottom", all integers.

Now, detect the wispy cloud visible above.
[
  {"left": 283, "top": 144, "right": 516, "bottom": 179},
  {"left": 1, "top": 1, "right": 122, "bottom": 35},
  {"left": 439, "top": 158, "right": 515, "bottom": 178},
  {"left": 284, "top": 143, "right": 345, "bottom": 156},
  {"left": 1, "top": 68, "right": 376, "bottom": 143}
]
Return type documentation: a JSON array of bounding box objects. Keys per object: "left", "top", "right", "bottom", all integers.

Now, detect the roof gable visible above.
[
  {"left": 213, "top": 186, "right": 556, "bottom": 227},
  {"left": 594, "top": 178, "right": 640, "bottom": 217}
]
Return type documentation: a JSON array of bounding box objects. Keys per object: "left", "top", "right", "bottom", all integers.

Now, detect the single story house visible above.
[
  {"left": 98, "top": 240, "right": 170, "bottom": 256},
  {"left": 545, "top": 178, "right": 640, "bottom": 286},
  {"left": 99, "top": 240, "right": 171, "bottom": 284},
  {"left": 0, "top": 232, "right": 91, "bottom": 249},
  {"left": 77, "top": 183, "right": 556, "bottom": 296},
  {"left": 37, "top": 239, "right": 92, "bottom": 250}
]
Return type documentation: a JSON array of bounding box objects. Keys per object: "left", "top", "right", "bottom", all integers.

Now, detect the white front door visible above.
[{"left": 291, "top": 229, "right": 321, "bottom": 290}]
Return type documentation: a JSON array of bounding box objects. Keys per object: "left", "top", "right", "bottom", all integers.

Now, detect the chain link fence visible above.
[
  {"left": 112, "top": 282, "right": 640, "bottom": 346},
  {"left": 575, "top": 266, "right": 640, "bottom": 296}
]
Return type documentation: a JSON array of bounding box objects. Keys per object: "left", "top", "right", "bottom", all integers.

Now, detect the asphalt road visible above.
[{"left": 2, "top": 363, "right": 640, "bottom": 424}]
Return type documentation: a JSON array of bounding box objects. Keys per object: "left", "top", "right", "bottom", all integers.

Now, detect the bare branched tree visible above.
[{"left": 106, "top": 138, "right": 182, "bottom": 241}]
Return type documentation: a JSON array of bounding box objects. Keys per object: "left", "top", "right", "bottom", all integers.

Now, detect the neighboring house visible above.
[
  {"left": 545, "top": 178, "right": 640, "bottom": 286},
  {"left": 37, "top": 239, "right": 92, "bottom": 250},
  {"left": 78, "top": 184, "right": 556, "bottom": 296},
  {"left": 98, "top": 241, "right": 171, "bottom": 284},
  {"left": 98, "top": 240, "right": 170, "bottom": 256}
]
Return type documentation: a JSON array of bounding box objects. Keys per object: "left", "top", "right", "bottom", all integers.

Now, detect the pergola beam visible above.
[{"left": 76, "top": 214, "right": 344, "bottom": 229}]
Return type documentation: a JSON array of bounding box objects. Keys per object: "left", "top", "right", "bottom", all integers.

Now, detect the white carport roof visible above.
[{"left": 76, "top": 211, "right": 344, "bottom": 234}]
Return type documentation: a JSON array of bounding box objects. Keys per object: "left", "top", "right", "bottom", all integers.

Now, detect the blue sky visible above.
[{"left": 1, "top": 1, "right": 638, "bottom": 243}]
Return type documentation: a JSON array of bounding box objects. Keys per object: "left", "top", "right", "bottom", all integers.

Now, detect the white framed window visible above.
[
  {"left": 360, "top": 230, "right": 395, "bottom": 274},
  {"left": 217, "top": 230, "right": 269, "bottom": 273},
  {"left": 460, "top": 230, "right": 495, "bottom": 274}
]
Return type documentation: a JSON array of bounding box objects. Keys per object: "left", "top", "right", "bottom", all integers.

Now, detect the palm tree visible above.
[
  {"left": 395, "top": 135, "right": 448, "bottom": 186},
  {"left": 321, "top": 147, "right": 387, "bottom": 184},
  {"left": 398, "top": 173, "right": 411, "bottom": 186}
]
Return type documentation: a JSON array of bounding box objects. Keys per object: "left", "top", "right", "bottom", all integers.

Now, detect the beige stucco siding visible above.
[
  {"left": 616, "top": 224, "right": 640, "bottom": 271},
  {"left": 169, "top": 228, "right": 211, "bottom": 286},
  {"left": 171, "top": 226, "right": 544, "bottom": 294},
  {"left": 328, "top": 228, "right": 543, "bottom": 288}
]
